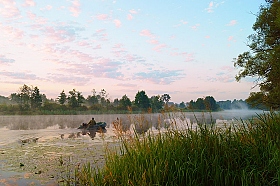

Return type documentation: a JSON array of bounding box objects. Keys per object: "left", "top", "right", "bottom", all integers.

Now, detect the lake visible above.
[{"left": 0, "top": 110, "right": 265, "bottom": 185}]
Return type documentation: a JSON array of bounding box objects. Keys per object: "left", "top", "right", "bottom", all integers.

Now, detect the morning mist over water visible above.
[{"left": 0, "top": 109, "right": 265, "bottom": 146}]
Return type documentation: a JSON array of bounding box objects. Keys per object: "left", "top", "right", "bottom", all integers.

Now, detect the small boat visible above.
[{"left": 78, "top": 122, "right": 107, "bottom": 130}]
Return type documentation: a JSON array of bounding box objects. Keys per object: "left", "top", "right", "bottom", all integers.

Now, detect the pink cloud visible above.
[
  {"left": 70, "top": 50, "right": 94, "bottom": 62},
  {"left": 1, "top": 25, "right": 24, "bottom": 40},
  {"left": 205, "top": 35, "right": 210, "bottom": 39},
  {"left": 149, "top": 39, "right": 159, "bottom": 45},
  {"left": 173, "top": 20, "right": 188, "bottom": 28},
  {"left": 140, "top": 29, "right": 154, "bottom": 38},
  {"left": 29, "top": 16, "right": 48, "bottom": 29},
  {"left": 206, "top": 1, "right": 214, "bottom": 13},
  {"left": 125, "top": 54, "right": 136, "bottom": 62},
  {"left": 180, "top": 20, "right": 188, "bottom": 25},
  {"left": 96, "top": 29, "right": 106, "bottom": 33},
  {"left": 170, "top": 51, "right": 184, "bottom": 56},
  {"left": 92, "top": 44, "right": 101, "bottom": 50},
  {"left": 94, "top": 29, "right": 108, "bottom": 41},
  {"left": 0, "top": 0, "right": 20, "bottom": 18},
  {"left": 77, "top": 41, "right": 90, "bottom": 47},
  {"left": 153, "top": 44, "right": 166, "bottom": 52},
  {"left": 44, "top": 26, "right": 75, "bottom": 43},
  {"left": 112, "top": 43, "right": 126, "bottom": 57},
  {"left": 227, "top": 20, "right": 237, "bottom": 26},
  {"left": 127, "top": 14, "right": 133, "bottom": 20},
  {"left": 114, "top": 19, "right": 122, "bottom": 28},
  {"left": 191, "top": 24, "right": 200, "bottom": 30},
  {"left": 129, "top": 9, "right": 137, "bottom": 14},
  {"left": 228, "top": 36, "right": 235, "bottom": 42},
  {"left": 185, "top": 53, "right": 194, "bottom": 62},
  {"left": 23, "top": 0, "right": 35, "bottom": 7},
  {"left": 40, "top": 5, "right": 52, "bottom": 11},
  {"left": 27, "top": 11, "right": 36, "bottom": 19},
  {"left": 113, "top": 43, "right": 123, "bottom": 49},
  {"left": 69, "top": 0, "right": 80, "bottom": 17},
  {"left": 96, "top": 14, "right": 109, "bottom": 20}
]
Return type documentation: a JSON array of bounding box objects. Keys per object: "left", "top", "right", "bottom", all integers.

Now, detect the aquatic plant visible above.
[{"left": 63, "top": 112, "right": 280, "bottom": 185}]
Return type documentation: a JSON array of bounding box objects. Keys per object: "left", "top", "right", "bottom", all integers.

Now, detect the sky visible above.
[{"left": 0, "top": 0, "right": 265, "bottom": 103}]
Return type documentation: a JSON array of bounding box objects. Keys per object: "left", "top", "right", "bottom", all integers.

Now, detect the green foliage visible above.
[
  {"left": 119, "top": 94, "right": 132, "bottom": 110},
  {"left": 134, "top": 90, "right": 151, "bottom": 111},
  {"left": 58, "top": 90, "right": 67, "bottom": 105},
  {"left": 149, "top": 95, "right": 164, "bottom": 112},
  {"left": 9, "top": 84, "right": 43, "bottom": 111},
  {"left": 67, "top": 89, "right": 85, "bottom": 108},
  {"left": 204, "top": 96, "right": 219, "bottom": 111},
  {"left": 246, "top": 92, "right": 268, "bottom": 110},
  {"left": 217, "top": 99, "right": 250, "bottom": 110},
  {"left": 18, "top": 84, "right": 32, "bottom": 110},
  {"left": 234, "top": 1, "right": 280, "bottom": 109},
  {"left": 31, "top": 86, "right": 42, "bottom": 109},
  {"left": 71, "top": 112, "right": 280, "bottom": 185},
  {"left": 86, "top": 95, "right": 98, "bottom": 106},
  {"left": 189, "top": 96, "right": 219, "bottom": 111},
  {"left": 179, "top": 101, "right": 186, "bottom": 108},
  {"left": 160, "top": 93, "right": 171, "bottom": 104}
]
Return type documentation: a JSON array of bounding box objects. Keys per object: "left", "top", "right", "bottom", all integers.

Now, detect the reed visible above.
[{"left": 64, "top": 112, "right": 280, "bottom": 185}]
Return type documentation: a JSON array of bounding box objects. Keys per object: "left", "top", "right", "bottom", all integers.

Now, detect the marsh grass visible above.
[{"left": 64, "top": 112, "right": 280, "bottom": 186}]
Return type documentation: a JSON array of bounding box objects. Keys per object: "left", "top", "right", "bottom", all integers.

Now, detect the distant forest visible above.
[{"left": 0, "top": 84, "right": 264, "bottom": 115}]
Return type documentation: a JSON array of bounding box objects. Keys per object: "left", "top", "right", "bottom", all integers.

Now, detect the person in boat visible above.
[{"left": 87, "top": 117, "right": 97, "bottom": 128}]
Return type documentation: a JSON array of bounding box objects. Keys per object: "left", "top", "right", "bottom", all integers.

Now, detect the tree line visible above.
[
  {"left": 0, "top": 84, "right": 173, "bottom": 114},
  {"left": 0, "top": 84, "right": 263, "bottom": 115}
]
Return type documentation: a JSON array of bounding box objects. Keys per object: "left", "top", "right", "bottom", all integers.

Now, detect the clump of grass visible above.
[{"left": 67, "top": 112, "right": 280, "bottom": 185}]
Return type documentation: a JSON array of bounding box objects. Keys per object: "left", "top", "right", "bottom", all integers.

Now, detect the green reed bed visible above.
[{"left": 68, "top": 112, "right": 280, "bottom": 186}]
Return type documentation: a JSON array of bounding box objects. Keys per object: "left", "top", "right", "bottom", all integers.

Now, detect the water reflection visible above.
[{"left": 79, "top": 128, "right": 107, "bottom": 139}]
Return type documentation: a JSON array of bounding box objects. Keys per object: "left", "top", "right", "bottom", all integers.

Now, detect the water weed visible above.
[{"left": 64, "top": 112, "right": 280, "bottom": 185}]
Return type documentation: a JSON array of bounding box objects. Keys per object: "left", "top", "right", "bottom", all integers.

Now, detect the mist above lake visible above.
[{"left": 0, "top": 109, "right": 265, "bottom": 146}]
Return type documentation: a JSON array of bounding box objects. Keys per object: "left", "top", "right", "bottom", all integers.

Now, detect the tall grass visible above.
[{"left": 65, "top": 112, "right": 280, "bottom": 185}]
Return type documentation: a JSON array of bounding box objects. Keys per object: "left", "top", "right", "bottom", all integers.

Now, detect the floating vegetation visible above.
[{"left": 0, "top": 134, "right": 119, "bottom": 185}]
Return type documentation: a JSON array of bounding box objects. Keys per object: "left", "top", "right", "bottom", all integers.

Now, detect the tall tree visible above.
[
  {"left": 234, "top": 1, "right": 280, "bottom": 109},
  {"left": 113, "top": 98, "right": 120, "bottom": 107},
  {"left": 31, "top": 86, "right": 42, "bottom": 109},
  {"left": 196, "top": 98, "right": 205, "bottom": 110},
  {"left": 58, "top": 90, "right": 67, "bottom": 105},
  {"left": 86, "top": 89, "right": 98, "bottom": 106},
  {"left": 99, "top": 89, "right": 108, "bottom": 106},
  {"left": 119, "top": 94, "right": 132, "bottom": 110},
  {"left": 204, "top": 96, "right": 219, "bottom": 111},
  {"left": 134, "top": 90, "right": 151, "bottom": 110},
  {"left": 18, "top": 84, "right": 32, "bottom": 109},
  {"left": 179, "top": 101, "right": 186, "bottom": 109},
  {"left": 150, "top": 95, "right": 164, "bottom": 112},
  {"left": 160, "top": 94, "right": 171, "bottom": 104},
  {"left": 188, "top": 100, "right": 195, "bottom": 109},
  {"left": 67, "top": 89, "right": 85, "bottom": 108}
]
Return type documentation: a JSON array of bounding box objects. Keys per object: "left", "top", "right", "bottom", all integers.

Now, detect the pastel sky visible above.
[{"left": 0, "top": 0, "right": 264, "bottom": 103}]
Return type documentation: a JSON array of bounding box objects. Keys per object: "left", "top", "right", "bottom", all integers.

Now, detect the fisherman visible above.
[{"left": 87, "top": 117, "right": 97, "bottom": 128}]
